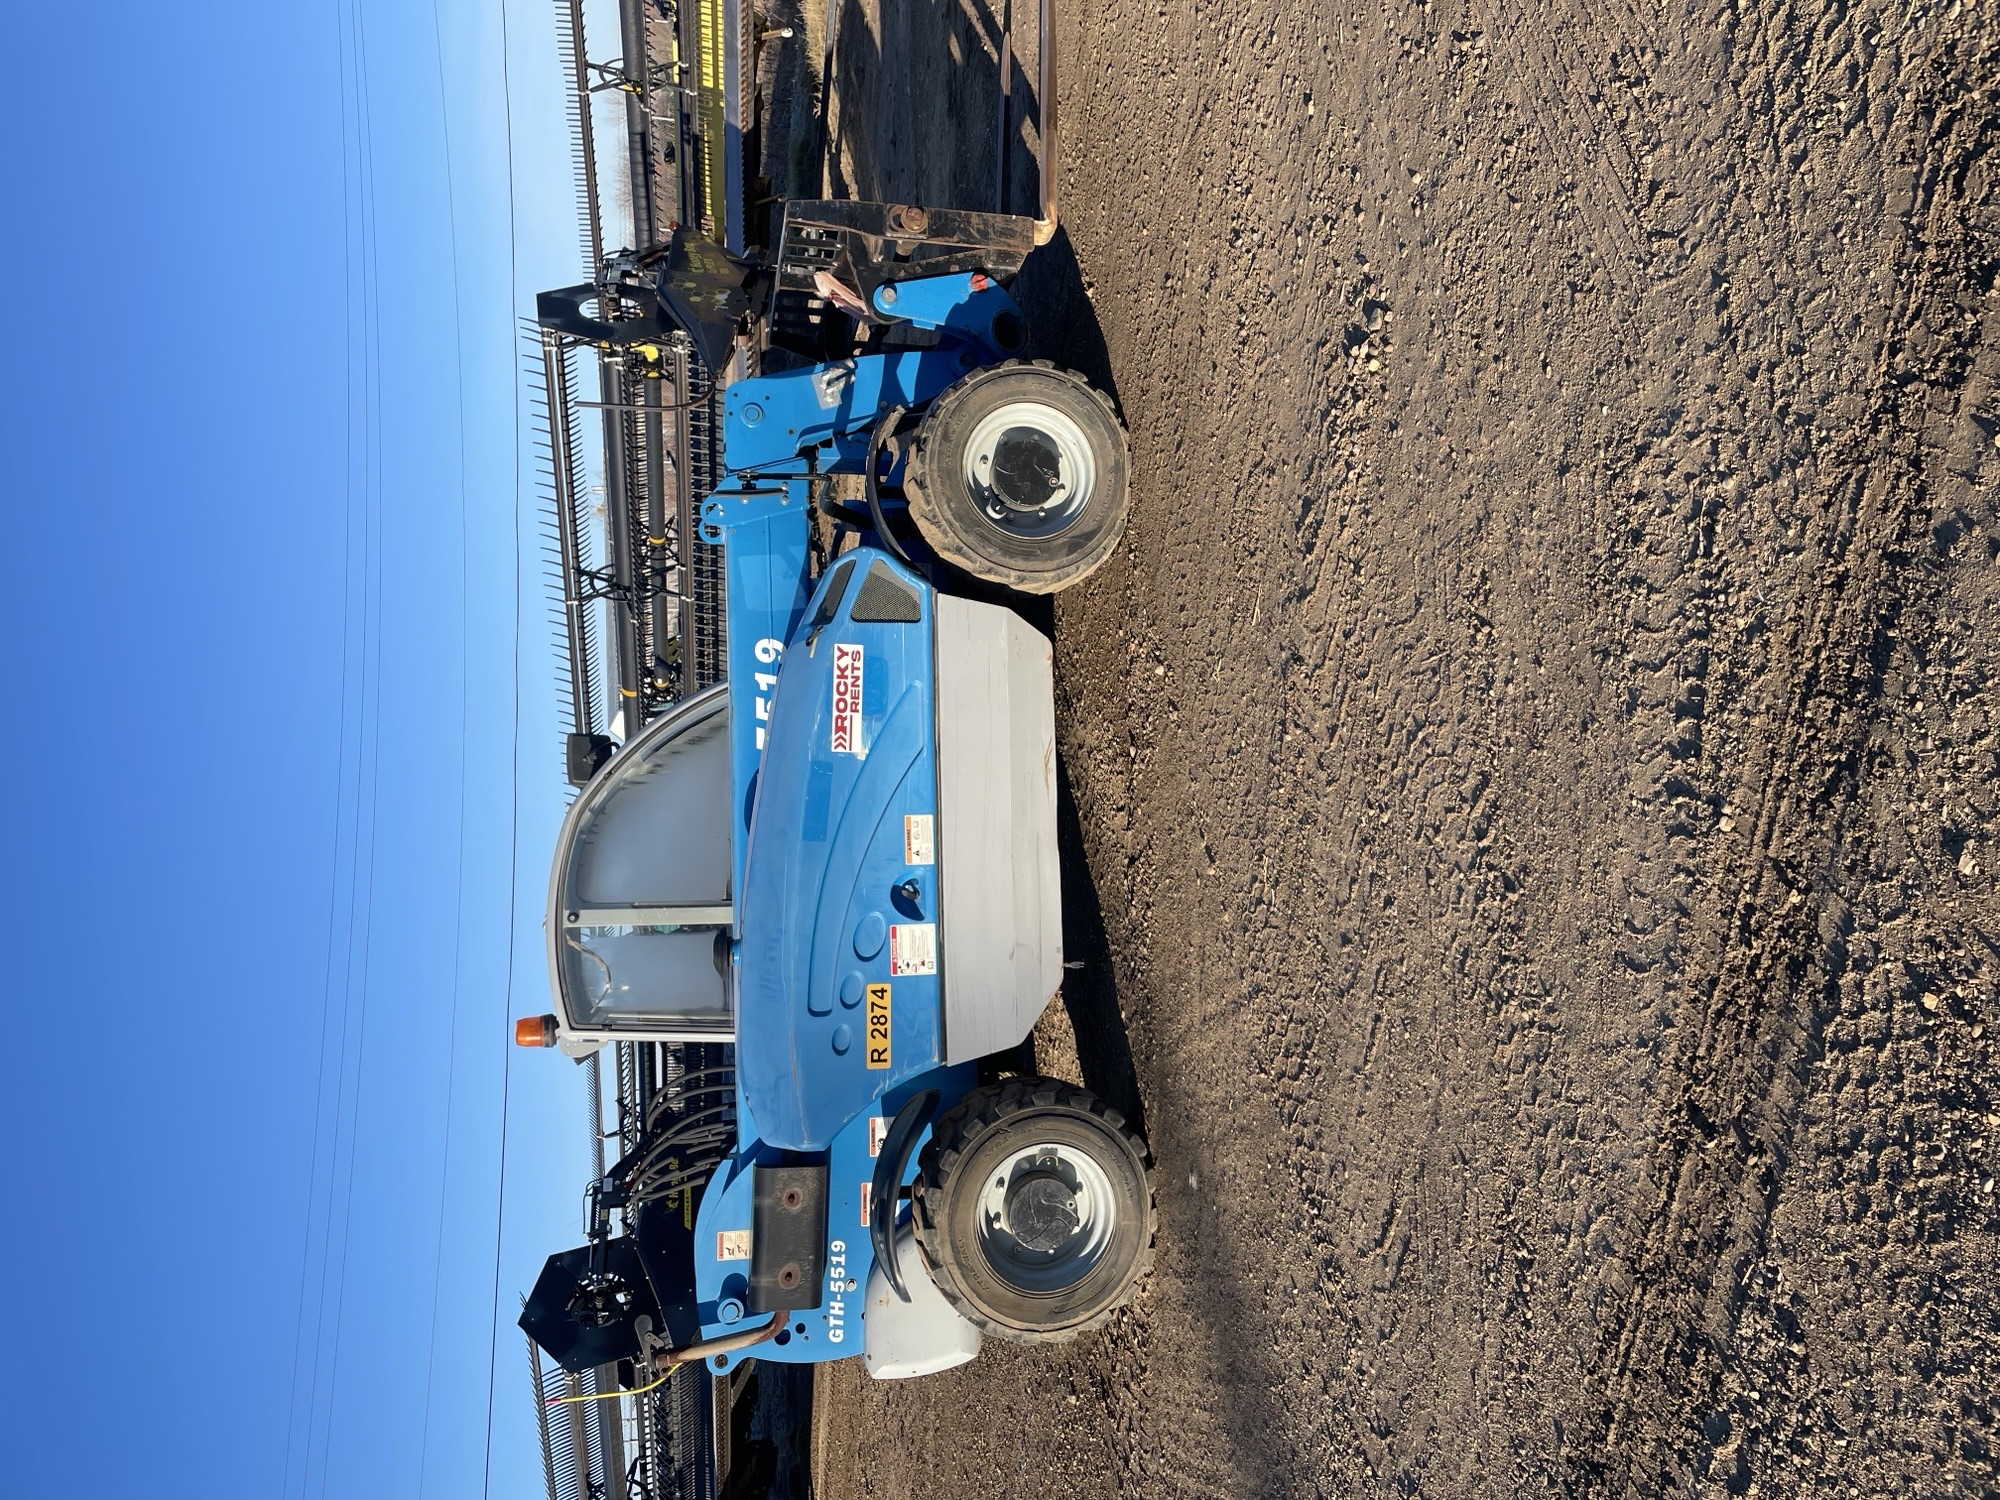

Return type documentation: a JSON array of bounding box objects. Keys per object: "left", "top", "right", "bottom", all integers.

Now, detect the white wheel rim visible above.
[
  {"left": 972, "top": 1140, "right": 1119, "bottom": 1294},
  {"left": 960, "top": 401, "right": 1097, "bottom": 540}
]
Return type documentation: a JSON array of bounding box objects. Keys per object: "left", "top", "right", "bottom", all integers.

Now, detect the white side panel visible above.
[
  {"left": 861, "top": 1224, "right": 983, "bottom": 1379},
  {"left": 933, "top": 596, "right": 1064, "bottom": 1064}
]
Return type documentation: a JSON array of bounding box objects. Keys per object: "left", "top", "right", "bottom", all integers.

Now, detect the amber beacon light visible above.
[{"left": 515, "top": 1014, "right": 558, "bottom": 1048}]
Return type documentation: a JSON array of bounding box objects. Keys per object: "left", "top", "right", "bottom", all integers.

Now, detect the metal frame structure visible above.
[
  {"left": 538, "top": 0, "right": 741, "bottom": 765},
  {"left": 525, "top": 1, "right": 753, "bottom": 1495}
]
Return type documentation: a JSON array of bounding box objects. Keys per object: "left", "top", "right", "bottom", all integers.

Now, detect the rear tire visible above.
[
  {"left": 911, "top": 1077, "right": 1155, "bottom": 1342},
  {"left": 904, "top": 362, "right": 1130, "bottom": 594}
]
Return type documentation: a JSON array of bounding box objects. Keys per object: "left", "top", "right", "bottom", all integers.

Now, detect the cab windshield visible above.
[{"left": 546, "top": 685, "right": 734, "bottom": 1036}]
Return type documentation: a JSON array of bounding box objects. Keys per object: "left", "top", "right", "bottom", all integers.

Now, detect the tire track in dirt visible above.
[
  {"left": 1468, "top": 0, "right": 1646, "bottom": 272},
  {"left": 812, "top": 1, "right": 2000, "bottom": 1495},
  {"left": 1035, "top": 9, "right": 1675, "bottom": 1486},
  {"left": 1571, "top": 9, "right": 2000, "bottom": 1492}
]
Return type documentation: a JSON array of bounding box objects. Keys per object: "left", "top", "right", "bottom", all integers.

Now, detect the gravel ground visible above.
[{"left": 806, "top": 1, "right": 2000, "bottom": 1495}]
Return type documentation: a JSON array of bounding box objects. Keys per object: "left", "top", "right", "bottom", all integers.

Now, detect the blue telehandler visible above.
[{"left": 517, "top": 2, "right": 1151, "bottom": 1386}]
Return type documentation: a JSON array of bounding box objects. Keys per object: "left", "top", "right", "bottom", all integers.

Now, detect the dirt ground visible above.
[{"left": 800, "top": 1, "right": 2000, "bottom": 1495}]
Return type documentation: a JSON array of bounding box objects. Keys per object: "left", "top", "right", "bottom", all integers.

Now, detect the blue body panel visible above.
[
  {"left": 721, "top": 278, "right": 1024, "bottom": 476},
  {"left": 689, "top": 1068, "right": 971, "bottom": 1369},
  {"left": 735, "top": 550, "right": 947, "bottom": 1150},
  {"left": 702, "top": 480, "right": 814, "bottom": 919},
  {"left": 723, "top": 347, "right": 976, "bottom": 475},
  {"left": 696, "top": 504, "right": 977, "bottom": 1368},
  {"left": 872, "top": 272, "right": 1022, "bottom": 348},
  {"left": 681, "top": 272, "right": 1035, "bottom": 1368}
]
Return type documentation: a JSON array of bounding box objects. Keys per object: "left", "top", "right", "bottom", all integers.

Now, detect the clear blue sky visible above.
[{"left": 0, "top": 4, "right": 599, "bottom": 1496}]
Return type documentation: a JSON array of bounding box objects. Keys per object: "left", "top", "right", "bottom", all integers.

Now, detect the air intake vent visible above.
[{"left": 849, "top": 560, "right": 922, "bottom": 623}]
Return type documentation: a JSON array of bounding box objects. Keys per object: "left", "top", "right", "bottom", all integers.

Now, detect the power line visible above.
[
  {"left": 312, "top": 0, "right": 391, "bottom": 1479},
  {"left": 297, "top": 0, "right": 371, "bottom": 1488},
  {"left": 483, "top": 0, "right": 525, "bottom": 1493},
  {"left": 294, "top": 3, "right": 389, "bottom": 1493},
  {"left": 416, "top": 0, "right": 475, "bottom": 1490},
  {"left": 280, "top": 2, "right": 364, "bottom": 1491}
]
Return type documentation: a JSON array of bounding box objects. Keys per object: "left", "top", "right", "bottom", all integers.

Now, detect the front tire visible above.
[
  {"left": 911, "top": 1077, "right": 1155, "bottom": 1342},
  {"left": 904, "top": 362, "right": 1130, "bottom": 594}
]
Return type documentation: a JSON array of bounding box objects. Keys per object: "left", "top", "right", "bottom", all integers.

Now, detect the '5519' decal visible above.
[{"left": 751, "top": 636, "right": 783, "bottom": 751}]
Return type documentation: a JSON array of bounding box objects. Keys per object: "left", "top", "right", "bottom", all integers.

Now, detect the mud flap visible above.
[
  {"left": 748, "top": 1163, "right": 829, "bottom": 1312},
  {"left": 862, "top": 1222, "right": 983, "bottom": 1379}
]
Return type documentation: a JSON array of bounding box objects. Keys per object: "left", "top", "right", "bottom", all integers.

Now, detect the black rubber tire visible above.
[
  {"left": 911, "top": 1077, "right": 1156, "bottom": 1343},
  {"left": 903, "top": 361, "right": 1130, "bottom": 594}
]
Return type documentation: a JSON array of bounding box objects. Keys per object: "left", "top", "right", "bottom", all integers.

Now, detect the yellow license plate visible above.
[{"left": 865, "top": 983, "right": 891, "bottom": 1069}]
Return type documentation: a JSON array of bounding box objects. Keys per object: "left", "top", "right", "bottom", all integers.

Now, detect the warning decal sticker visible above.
[
  {"left": 889, "top": 923, "right": 937, "bottom": 977},
  {"left": 903, "top": 813, "right": 935, "bottom": 865},
  {"left": 715, "top": 1229, "right": 752, "bottom": 1261},
  {"left": 830, "top": 643, "right": 864, "bottom": 755}
]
